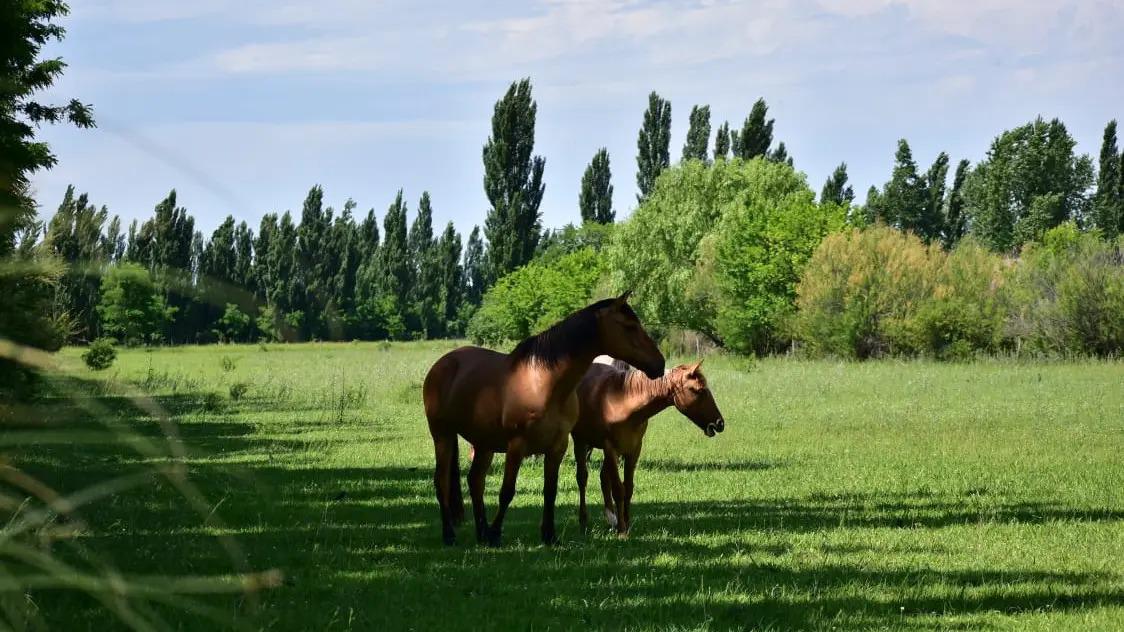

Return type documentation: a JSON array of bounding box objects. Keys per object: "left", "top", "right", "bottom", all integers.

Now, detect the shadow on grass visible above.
[{"left": 6, "top": 375, "right": 1123, "bottom": 631}]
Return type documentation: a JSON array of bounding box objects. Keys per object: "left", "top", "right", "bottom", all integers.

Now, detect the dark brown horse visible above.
[
  {"left": 572, "top": 359, "right": 724, "bottom": 535},
  {"left": 422, "top": 292, "right": 665, "bottom": 545}
]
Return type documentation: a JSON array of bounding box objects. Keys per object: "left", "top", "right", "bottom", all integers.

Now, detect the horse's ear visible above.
[
  {"left": 613, "top": 289, "right": 633, "bottom": 306},
  {"left": 688, "top": 359, "right": 704, "bottom": 375}
]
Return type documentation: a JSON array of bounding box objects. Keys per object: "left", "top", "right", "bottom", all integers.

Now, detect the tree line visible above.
[{"left": 4, "top": 1, "right": 1124, "bottom": 362}]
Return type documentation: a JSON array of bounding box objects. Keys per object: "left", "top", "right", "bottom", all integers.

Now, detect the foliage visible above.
[
  {"left": 713, "top": 121, "right": 731, "bottom": 161},
  {"left": 536, "top": 221, "right": 614, "bottom": 264},
  {"left": 81, "top": 337, "right": 116, "bottom": 370},
  {"left": 964, "top": 117, "right": 1094, "bottom": 252},
  {"left": 731, "top": 98, "right": 773, "bottom": 160},
  {"left": 467, "top": 248, "right": 606, "bottom": 346},
  {"left": 1007, "top": 224, "right": 1124, "bottom": 356},
  {"left": 636, "top": 91, "right": 672, "bottom": 203},
  {"left": 96, "top": 262, "right": 174, "bottom": 346},
  {"left": 681, "top": 104, "right": 711, "bottom": 163},
  {"left": 579, "top": 148, "right": 614, "bottom": 224},
  {"left": 1093, "top": 120, "right": 1122, "bottom": 238},
  {"left": 820, "top": 162, "right": 854, "bottom": 206},
  {"left": 215, "top": 303, "right": 251, "bottom": 343},
  {"left": 712, "top": 166, "right": 846, "bottom": 353},
  {"left": 791, "top": 227, "right": 943, "bottom": 358},
  {"left": 483, "top": 78, "right": 545, "bottom": 284},
  {"left": 608, "top": 158, "right": 841, "bottom": 349}
]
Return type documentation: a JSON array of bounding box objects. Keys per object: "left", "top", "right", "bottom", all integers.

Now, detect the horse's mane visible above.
[{"left": 510, "top": 298, "right": 636, "bottom": 367}]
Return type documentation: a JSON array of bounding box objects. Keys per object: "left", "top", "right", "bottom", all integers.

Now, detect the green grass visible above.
[{"left": 9, "top": 341, "right": 1124, "bottom": 630}]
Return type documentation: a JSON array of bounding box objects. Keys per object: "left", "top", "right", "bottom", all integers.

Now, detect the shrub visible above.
[
  {"left": 1008, "top": 224, "right": 1124, "bottom": 356},
  {"left": 468, "top": 248, "right": 606, "bottom": 346},
  {"left": 220, "top": 355, "right": 237, "bottom": 372},
  {"left": 96, "top": 263, "right": 174, "bottom": 346},
  {"left": 228, "top": 381, "right": 250, "bottom": 401},
  {"left": 791, "top": 227, "right": 941, "bottom": 358},
  {"left": 82, "top": 338, "right": 117, "bottom": 370}
]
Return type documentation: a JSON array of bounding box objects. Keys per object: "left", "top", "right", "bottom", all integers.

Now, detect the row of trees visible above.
[{"left": 43, "top": 185, "right": 483, "bottom": 344}]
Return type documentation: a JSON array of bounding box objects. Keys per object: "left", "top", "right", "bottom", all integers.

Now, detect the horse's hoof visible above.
[
  {"left": 485, "top": 527, "right": 503, "bottom": 547},
  {"left": 541, "top": 529, "right": 559, "bottom": 546},
  {"left": 604, "top": 508, "right": 619, "bottom": 530}
]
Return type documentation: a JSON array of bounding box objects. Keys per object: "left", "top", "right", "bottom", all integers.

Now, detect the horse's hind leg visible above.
[
  {"left": 600, "top": 449, "right": 622, "bottom": 531},
  {"left": 574, "top": 441, "right": 592, "bottom": 531},
  {"left": 486, "top": 437, "right": 526, "bottom": 546},
  {"left": 449, "top": 440, "right": 465, "bottom": 526},
  {"left": 432, "top": 434, "right": 457, "bottom": 545},
  {"left": 468, "top": 447, "right": 495, "bottom": 543}
]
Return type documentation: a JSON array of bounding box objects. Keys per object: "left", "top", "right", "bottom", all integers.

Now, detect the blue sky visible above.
[{"left": 32, "top": 0, "right": 1124, "bottom": 237}]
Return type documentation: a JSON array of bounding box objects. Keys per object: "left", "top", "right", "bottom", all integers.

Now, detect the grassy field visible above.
[{"left": 9, "top": 341, "right": 1124, "bottom": 630}]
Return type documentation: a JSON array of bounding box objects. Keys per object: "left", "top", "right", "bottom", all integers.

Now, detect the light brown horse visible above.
[
  {"left": 572, "top": 359, "right": 724, "bottom": 535},
  {"left": 422, "top": 292, "right": 665, "bottom": 546}
]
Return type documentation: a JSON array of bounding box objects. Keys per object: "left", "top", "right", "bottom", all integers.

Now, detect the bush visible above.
[
  {"left": 1008, "top": 224, "right": 1124, "bottom": 356},
  {"left": 468, "top": 248, "right": 606, "bottom": 346},
  {"left": 96, "top": 263, "right": 174, "bottom": 346},
  {"left": 791, "top": 227, "right": 942, "bottom": 358},
  {"left": 82, "top": 338, "right": 117, "bottom": 370},
  {"left": 228, "top": 381, "right": 250, "bottom": 401}
]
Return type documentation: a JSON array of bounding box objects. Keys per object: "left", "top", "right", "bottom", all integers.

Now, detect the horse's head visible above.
[
  {"left": 595, "top": 291, "right": 665, "bottom": 379},
  {"left": 669, "top": 359, "right": 725, "bottom": 438}
]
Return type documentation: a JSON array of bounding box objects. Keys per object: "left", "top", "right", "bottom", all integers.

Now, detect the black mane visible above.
[{"left": 510, "top": 298, "right": 635, "bottom": 367}]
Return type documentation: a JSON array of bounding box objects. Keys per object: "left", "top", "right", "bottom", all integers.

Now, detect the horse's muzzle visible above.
[{"left": 705, "top": 419, "right": 724, "bottom": 437}]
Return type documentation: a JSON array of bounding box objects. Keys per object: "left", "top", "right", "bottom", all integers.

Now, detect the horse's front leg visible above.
[
  {"left": 620, "top": 449, "right": 640, "bottom": 536},
  {"left": 540, "top": 439, "right": 567, "bottom": 546},
  {"left": 486, "top": 437, "right": 525, "bottom": 546},
  {"left": 468, "top": 447, "right": 495, "bottom": 544}
]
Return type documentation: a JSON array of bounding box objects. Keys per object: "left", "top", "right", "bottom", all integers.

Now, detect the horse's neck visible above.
[
  {"left": 548, "top": 350, "right": 599, "bottom": 402},
  {"left": 623, "top": 372, "right": 674, "bottom": 421}
]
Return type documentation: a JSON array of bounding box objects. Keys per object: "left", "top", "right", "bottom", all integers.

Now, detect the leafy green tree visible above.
[
  {"left": 295, "top": 185, "right": 332, "bottom": 339},
  {"left": 468, "top": 248, "right": 606, "bottom": 346},
  {"left": 234, "top": 220, "right": 254, "bottom": 292},
  {"left": 878, "top": 139, "right": 928, "bottom": 235},
  {"left": 768, "top": 141, "right": 792, "bottom": 167},
  {"left": 733, "top": 98, "right": 773, "bottom": 160},
  {"left": 1093, "top": 120, "right": 1122, "bottom": 238},
  {"left": 356, "top": 191, "right": 411, "bottom": 338},
  {"left": 96, "top": 263, "right": 174, "bottom": 345},
  {"left": 483, "top": 78, "right": 545, "bottom": 284},
  {"left": 214, "top": 303, "right": 251, "bottom": 343},
  {"left": 921, "top": 152, "right": 950, "bottom": 242},
  {"left": 608, "top": 158, "right": 844, "bottom": 348},
  {"left": 964, "top": 117, "right": 1094, "bottom": 251},
  {"left": 579, "top": 148, "right": 614, "bottom": 224},
  {"left": 536, "top": 221, "right": 614, "bottom": 264},
  {"left": 714, "top": 122, "right": 731, "bottom": 161},
  {"left": 329, "top": 199, "right": 361, "bottom": 331},
  {"left": 463, "top": 225, "right": 486, "bottom": 307},
  {"left": 820, "top": 163, "right": 854, "bottom": 206},
  {"left": 44, "top": 186, "right": 109, "bottom": 340},
  {"left": 267, "top": 211, "right": 298, "bottom": 339},
  {"left": 681, "top": 105, "right": 711, "bottom": 163},
  {"left": 712, "top": 164, "right": 847, "bottom": 353},
  {"left": 409, "top": 192, "right": 440, "bottom": 337},
  {"left": 0, "top": 0, "right": 94, "bottom": 260},
  {"left": 942, "top": 159, "right": 971, "bottom": 249},
  {"left": 636, "top": 91, "right": 672, "bottom": 203},
  {"left": 436, "top": 222, "right": 463, "bottom": 335},
  {"left": 253, "top": 213, "right": 277, "bottom": 304}
]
